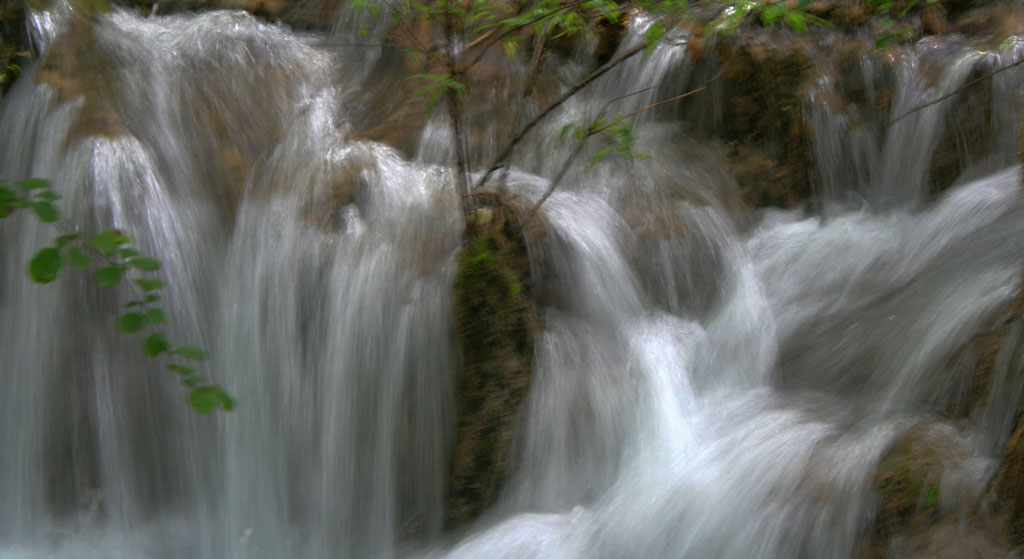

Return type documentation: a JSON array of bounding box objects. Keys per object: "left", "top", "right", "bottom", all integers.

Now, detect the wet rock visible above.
[
  {"left": 830, "top": 0, "right": 873, "bottom": 28},
  {"left": 35, "top": 19, "right": 130, "bottom": 140},
  {"left": 954, "top": 3, "right": 1024, "bottom": 41},
  {"left": 920, "top": 4, "right": 952, "bottom": 35},
  {"left": 867, "top": 425, "right": 983, "bottom": 559},
  {"left": 447, "top": 192, "right": 540, "bottom": 529},
  {"left": 0, "top": 1, "right": 30, "bottom": 95},
  {"left": 872, "top": 429, "right": 949, "bottom": 540},
  {"left": 948, "top": 278, "right": 1024, "bottom": 419},
  {"left": 708, "top": 31, "right": 814, "bottom": 209}
]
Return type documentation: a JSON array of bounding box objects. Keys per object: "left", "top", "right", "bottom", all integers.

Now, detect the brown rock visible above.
[
  {"left": 920, "top": 4, "right": 952, "bottom": 35},
  {"left": 446, "top": 192, "right": 541, "bottom": 529}
]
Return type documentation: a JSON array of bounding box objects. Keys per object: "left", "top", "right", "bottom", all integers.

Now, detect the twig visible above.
[
  {"left": 888, "top": 58, "right": 1024, "bottom": 125},
  {"left": 473, "top": 40, "right": 648, "bottom": 191},
  {"left": 459, "top": 3, "right": 575, "bottom": 73},
  {"left": 525, "top": 75, "right": 719, "bottom": 218},
  {"left": 590, "top": 72, "right": 720, "bottom": 135},
  {"left": 446, "top": 8, "right": 472, "bottom": 215},
  {"left": 525, "top": 135, "right": 588, "bottom": 219}
]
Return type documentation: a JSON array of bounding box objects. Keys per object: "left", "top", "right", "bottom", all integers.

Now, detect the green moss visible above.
[
  {"left": 447, "top": 215, "right": 538, "bottom": 529},
  {"left": 872, "top": 435, "right": 944, "bottom": 543}
]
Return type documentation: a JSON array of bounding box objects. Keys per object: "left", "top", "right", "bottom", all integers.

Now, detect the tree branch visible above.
[
  {"left": 525, "top": 75, "right": 719, "bottom": 218},
  {"left": 888, "top": 58, "right": 1023, "bottom": 125},
  {"left": 473, "top": 40, "right": 648, "bottom": 191}
]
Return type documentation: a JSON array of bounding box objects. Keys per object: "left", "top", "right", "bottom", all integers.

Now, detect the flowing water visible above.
[{"left": 0, "top": 3, "right": 1022, "bottom": 558}]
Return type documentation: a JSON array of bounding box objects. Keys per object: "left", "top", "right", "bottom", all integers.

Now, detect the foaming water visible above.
[{"left": 0, "top": 4, "right": 1022, "bottom": 559}]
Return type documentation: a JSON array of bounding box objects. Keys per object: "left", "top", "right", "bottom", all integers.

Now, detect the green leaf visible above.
[
  {"left": 29, "top": 247, "right": 62, "bottom": 283},
  {"left": 31, "top": 201, "right": 59, "bottom": 223},
  {"left": 130, "top": 257, "right": 161, "bottom": 271},
  {"left": 167, "top": 363, "right": 194, "bottom": 375},
  {"left": 784, "top": 11, "right": 807, "bottom": 33},
  {"left": 760, "top": 4, "right": 786, "bottom": 25},
  {"left": 18, "top": 178, "right": 50, "bottom": 191},
  {"left": 798, "top": 0, "right": 812, "bottom": 9},
  {"left": 643, "top": 23, "right": 665, "bottom": 57},
  {"left": 135, "top": 278, "right": 166, "bottom": 292},
  {"left": 174, "top": 346, "right": 208, "bottom": 361},
  {"left": 118, "top": 248, "right": 140, "bottom": 259},
  {"left": 55, "top": 234, "right": 79, "bottom": 248},
  {"left": 188, "top": 386, "right": 220, "bottom": 414},
  {"left": 88, "top": 230, "right": 133, "bottom": 256},
  {"left": 146, "top": 308, "right": 167, "bottom": 325},
  {"left": 897, "top": 0, "right": 917, "bottom": 17},
  {"left": 589, "top": 145, "right": 615, "bottom": 165},
  {"left": 182, "top": 376, "right": 204, "bottom": 387},
  {"left": 117, "top": 312, "right": 149, "bottom": 333},
  {"left": 34, "top": 190, "right": 60, "bottom": 201},
  {"left": 559, "top": 122, "right": 581, "bottom": 145},
  {"left": 220, "top": 391, "right": 236, "bottom": 411},
  {"left": 0, "top": 186, "right": 17, "bottom": 204},
  {"left": 144, "top": 293, "right": 160, "bottom": 303},
  {"left": 143, "top": 333, "right": 172, "bottom": 357},
  {"left": 95, "top": 264, "right": 127, "bottom": 287},
  {"left": 125, "top": 300, "right": 143, "bottom": 308},
  {"left": 67, "top": 246, "right": 91, "bottom": 269}
]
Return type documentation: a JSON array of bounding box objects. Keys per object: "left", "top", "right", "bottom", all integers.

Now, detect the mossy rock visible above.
[
  {"left": 867, "top": 426, "right": 975, "bottom": 559},
  {"left": 873, "top": 438, "right": 943, "bottom": 536},
  {"left": 446, "top": 196, "right": 540, "bottom": 529}
]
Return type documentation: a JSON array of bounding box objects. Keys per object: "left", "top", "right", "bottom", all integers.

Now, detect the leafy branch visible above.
[
  {"left": 527, "top": 73, "right": 718, "bottom": 217},
  {"left": 0, "top": 178, "right": 234, "bottom": 414}
]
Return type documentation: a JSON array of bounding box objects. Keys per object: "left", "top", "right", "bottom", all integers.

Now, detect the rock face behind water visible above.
[{"left": 447, "top": 194, "right": 541, "bottom": 528}]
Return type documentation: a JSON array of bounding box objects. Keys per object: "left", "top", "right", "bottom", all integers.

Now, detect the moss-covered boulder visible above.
[{"left": 446, "top": 194, "right": 540, "bottom": 528}]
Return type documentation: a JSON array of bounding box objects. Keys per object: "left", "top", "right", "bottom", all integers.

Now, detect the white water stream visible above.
[{"left": 0, "top": 4, "right": 1022, "bottom": 558}]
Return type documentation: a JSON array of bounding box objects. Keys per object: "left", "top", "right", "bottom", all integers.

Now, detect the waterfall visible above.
[{"left": 0, "top": 2, "right": 1022, "bottom": 558}]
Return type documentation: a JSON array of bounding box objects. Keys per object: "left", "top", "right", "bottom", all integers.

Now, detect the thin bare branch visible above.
[
  {"left": 888, "top": 58, "right": 1023, "bottom": 125},
  {"left": 473, "top": 40, "right": 648, "bottom": 191},
  {"left": 591, "top": 73, "right": 720, "bottom": 135}
]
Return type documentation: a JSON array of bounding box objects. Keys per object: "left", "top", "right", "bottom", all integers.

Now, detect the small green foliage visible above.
[
  {"left": 31, "top": 201, "right": 59, "bottom": 223},
  {"left": 173, "top": 345, "right": 208, "bottom": 361},
  {"left": 56, "top": 233, "right": 80, "bottom": 248},
  {"left": 407, "top": 73, "right": 467, "bottom": 114},
  {"left": 188, "top": 387, "right": 217, "bottom": 412},
  {"left": 67, "top": 246, "right": 91, "bottom": 269},
  {"left": 18, "top": 178, "right": 50, "bottom": 191},
  {"left": 29, "top": 247, "right": 62, "bottom": 283},
  {"left": 874, "top": 25, "right": 914, "bottom": 49},
  {"left": 643, "top": 23, "right": 666, "bottom": 57},
  {"left": 88, "top": 230, "right": 133, "bottom": 256},
  {"left": 144, "top": 333, "right": 172, "bottom": 357},
  {"left": 188, "top": 385, "right": 235, "bottom": 414},
  {"left": 117, "top": 312, "right": 149, "bottom": 333},
  {"left": 130, "top": 257, "right": 161, "bottom": 271},
  {"left": 167, "top": 363, "right": 194, "bottom": 375},
  {"left": 146, "top": 308, "right": 167, "bottom": 325},
  {"left": 135, "top": 278, "right": 166, "bottom": 292},
  {"left": 923, "top": 484, "right": 939, "bottom": 508},
  {"left": 0, "top": 177, "right": 234, "bottom": 414},
  {"left": 711, "top": 0, "right": 827, "bottom": 36},
  {"left": 561, "top": 117, "right": 650, "bottom": 166},
  {"left": 95, "top": 264, "right": 127, "bottom": 287}
]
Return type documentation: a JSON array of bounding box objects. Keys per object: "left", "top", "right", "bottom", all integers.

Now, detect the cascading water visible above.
[{"left": 0, "top": 2, "right": 1022, "bottom": 558}]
